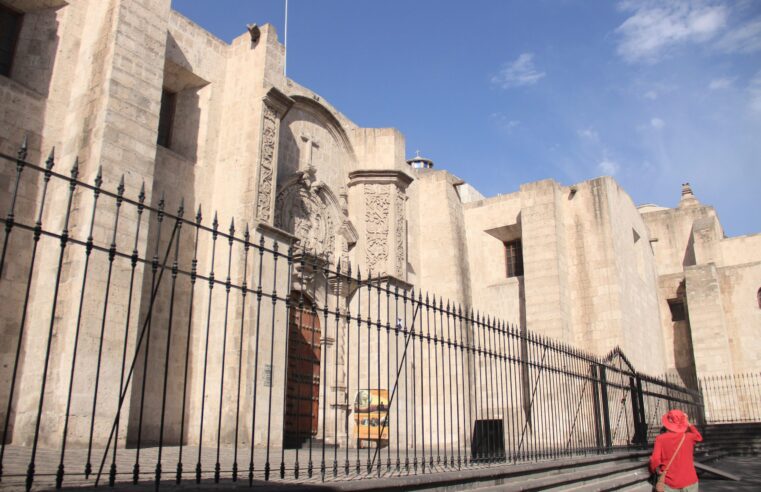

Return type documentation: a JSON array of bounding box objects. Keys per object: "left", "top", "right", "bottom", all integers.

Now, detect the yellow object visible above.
[{"left": 354, "top": 389, "right": 389, "bottom": 446}]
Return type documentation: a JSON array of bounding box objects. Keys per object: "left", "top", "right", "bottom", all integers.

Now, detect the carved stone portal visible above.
[{"left": 275, "top": 172, "right": 337, "bottom": 257}]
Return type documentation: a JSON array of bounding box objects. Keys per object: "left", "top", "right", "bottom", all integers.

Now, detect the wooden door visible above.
[{"left": 284, "top": 293, "right": 321, "bottom": 444}]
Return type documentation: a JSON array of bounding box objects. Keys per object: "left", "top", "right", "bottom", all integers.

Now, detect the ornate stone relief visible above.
[
  {"left": 395, "top": 188, "right": 406, "bottom": 277},
  {"left": 256, "top": 105, "right": 278, "bottom": 222},
  {"left": 274, "top": 168, "right": 337, "bottom": 257},
  {"left": 364, "top": 184, "right": 390, "bottom": 275}
]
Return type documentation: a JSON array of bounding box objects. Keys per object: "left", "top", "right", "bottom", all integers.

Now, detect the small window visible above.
[
  {"left": 757, "top": 288, "right": 761, "bottom": 309},
  {"left": 668, "top": 299, "right": 686, "bottom": 322},
  {"left": 0, "top": 4, "right": 23, "bottom": 77},
  {"left": 157, "top": 89, "right": 177, "bottom": 148},
  {"left": 505, "top": 239, "right": 524, "bottom": 278}
]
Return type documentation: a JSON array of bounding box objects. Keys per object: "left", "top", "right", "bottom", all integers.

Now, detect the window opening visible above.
[
  {"left": 157, "top": 89, "right": 176, "bottom": 148},
  {"left": 668, "top": 299, "right": 686, "bottom": 322},
  {"left": 0, "top": 4, "right": 22, "bottom": 77},
  {"left": 505, "top": 239, "right": 524, "bottom": 277}
]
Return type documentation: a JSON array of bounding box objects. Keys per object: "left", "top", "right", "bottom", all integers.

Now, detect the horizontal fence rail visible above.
[
  {"left": 0, "top": 143, "right": 703, "bottom": 490},
  {"left": 700, "top": 373, "right": 761, "bottom": 424}
]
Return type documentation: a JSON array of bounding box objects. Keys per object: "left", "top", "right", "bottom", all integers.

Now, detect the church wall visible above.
[
  {"left": 410, "top": 170, "right": 471, "bottom": 307},
  {"left": 461, "top": 193, "right": 523, "bottom": 328},
  {"left": 597, "top": 178, "right": 664, "bottom": 375},
  {"left": 720, "top": 233, "right": 761, "bottom": 266},
  {"left": 519, "top": 179, "right": 572, "bottom": 343},
  {"left": 2, "top": 0, "right": 174, "bottom": 449},
  {"left": 716, "top": 262, "right": 761, "bottom": 375}
]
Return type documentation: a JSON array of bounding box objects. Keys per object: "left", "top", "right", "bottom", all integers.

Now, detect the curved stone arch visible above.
[{"left": 288, "top": 95, "right": 357, "bottom": 162}]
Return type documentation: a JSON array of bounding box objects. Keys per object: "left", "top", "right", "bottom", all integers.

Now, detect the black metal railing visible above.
[
  {"left": 0, "top": 142, "right": 703, "bottom": 490},
  {"left": 699, "top": 373, "right": 761, "bottom": 424}
]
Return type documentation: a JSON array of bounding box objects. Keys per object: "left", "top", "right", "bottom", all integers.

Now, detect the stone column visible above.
[
  {"left": 254, "top": 88, "right": 294, "bottom": 225},
  {"left": 347, "top": 171, "right": 412, "bottom": 280}
]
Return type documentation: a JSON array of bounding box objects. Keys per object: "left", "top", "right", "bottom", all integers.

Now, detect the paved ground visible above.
[{"left": 699, "top": 457, "right": 761, "bottom": 491}]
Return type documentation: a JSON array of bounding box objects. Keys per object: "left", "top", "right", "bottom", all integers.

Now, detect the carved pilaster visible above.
[
  {"left": 255, "top": 87, "right": 294, "bottom": 223},
  {"left": 348, "top": 170, "right": 413, "bottom": 280}
]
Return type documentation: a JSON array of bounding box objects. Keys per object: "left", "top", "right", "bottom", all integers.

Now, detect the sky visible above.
[{"left": 172, "top": 0, "right": 761, "bottom": 237}]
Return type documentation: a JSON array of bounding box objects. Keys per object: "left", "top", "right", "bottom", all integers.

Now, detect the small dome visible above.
[{"left": 406, "top": 151, "right": 434, "bottom": 169}]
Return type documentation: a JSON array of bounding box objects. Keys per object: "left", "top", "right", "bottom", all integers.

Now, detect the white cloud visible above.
[
  {"left": 650, "top": 117, "right": 665, "bottom": 129},
  {"left": 577, "top": 128, "right": 599, "bottom": 140},
  {"left": 598, "top": 159, "right": 620, "bottom": 176},
  {"left": 490, "top": 113, "right": 521, "bottom": 133},
  {"left": 616, "top": 1, "right": 728, "bottom": 63},
  {"left": 716, "top": 17, "right": 761, "bottom": 54},
  {"left": 492, "top": 53, "right": 545, "bottom": 89},
  {"left": 749, "top": 71, "right": 761, "bottom": 112},
  {"left": 708, "top": 77, "right": 735, "bottom": 90},
  {"left": 643, "top": 90, "right": 659, "bottom": 100}
]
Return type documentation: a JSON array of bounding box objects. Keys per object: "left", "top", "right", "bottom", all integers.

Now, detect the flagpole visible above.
[{"left": 284, "top": 0, "right": 288, "bottom": 76}]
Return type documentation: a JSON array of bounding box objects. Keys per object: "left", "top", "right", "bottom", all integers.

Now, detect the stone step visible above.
[{"left": 468, "top": 458, "right": 648, "bottom": 492}]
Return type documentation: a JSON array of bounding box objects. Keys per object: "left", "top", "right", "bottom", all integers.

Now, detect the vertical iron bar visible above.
[
  {"left": 355, "top": 269, "right": 362, "bottom": 475},
  {"left": 320, "top": 254, "right": 330, "bottom": 481},
  {"left": 109, "top": 180, "right": 145, "bottom": 488},
  {"left": 394, "top": 285, "right": 400, "bottom": 472},
  {"left": 135, "top": 193, "right": 167, "bottom": 484},
  {"left": 440, "top": 300, "right": 448, "bottom": 467},
  {"left": 452, "top": 305, "right": 462, "bottom": 468},
  {"left": 418, "top": 293, "right": 426, "bottom": 474},
  {"left": 446, "top": 303, "right": 457, "bottom": 467},
  {"left": 232, "top": 225, "right": 251, "bottom": 482},
  {"left": 308, "top": 254, "right": 318, "bottom": 478},
  {"left": 425, "top": 295, "right": 433, "bottom": 471},
  {"left": 213, "top": 219, "right": 234, "bottom": 483},
  {"left": 273, "top": 242, "right": 293, "bottom": 480},
  {"left": 332, "top": 260, "right": 342, "bottom": 478},
  {"left": 343, "top": 263, "right": 352, "bottom": 476},
  {"left": 57, "top": 165, "right": 104, "bottom": 487},
  {"left": 0, "top": 137, "right": 28, "bottom": 280},
  {"left": 403, "top": 288, "right": 409, "bottom": 473},
  {"left": 385, "top": 280, "right": 391, "bottom": 472},
  {"left": 375, "top": 276, "right": 382, "bottom": 477},
  {"left": 293, "top": 254, "right": 305, "bottom": 479},
  {"left": 599, "top": 365, "right": 612, "bottom": 450},
  {"left": 266, "top": 240, "right": 286, "bottom": 481},
  {"left": 0, "top": 146, "right": 52, "bottom": 485},
  {"left": 195, "top": 212, "right": 219, "bottom": 483},
  {"left": 80, "top": 166, "right": 105, "bottom": 478},
  {"left": 155, "top": 201, "right": 184, "bottom": 489},
  {"left": 248, "top": 234, "right": 266, "bottom": 484},
  {"left": 411, "top": 291, "right": 418, "bottom": 475},
  {"left": 365, "top": 272, "right": 372, "bottom": 474},
  {"left": 25, "top": 158, "right": 79, "bottom": 492},
  {"left": 176, "top": 206, "right": 202, "bottom": 484},
  {"left": 432, "top": 296, "right": 441, "bottom": 467}
]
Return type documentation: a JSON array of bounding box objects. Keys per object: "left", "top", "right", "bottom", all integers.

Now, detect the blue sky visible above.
[{"left": 172, "top": 0, "right": 761, "bottom": 236}]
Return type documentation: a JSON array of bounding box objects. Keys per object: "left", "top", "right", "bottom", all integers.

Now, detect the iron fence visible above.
[
  {"left": 699, "top": 373, "right": 761, "bottom": 424},
  {"left": 0, "top": 141, "right": 703, "bottom": 490}
]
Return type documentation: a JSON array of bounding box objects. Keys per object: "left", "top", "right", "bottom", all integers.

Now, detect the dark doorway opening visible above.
[{"left": 471, "top": 419, "right": 505, "bottom": 460}]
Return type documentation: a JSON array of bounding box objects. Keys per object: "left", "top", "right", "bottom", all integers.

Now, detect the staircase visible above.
[{"left": 699, "top": 423, "right": 761, "bottom": 456}]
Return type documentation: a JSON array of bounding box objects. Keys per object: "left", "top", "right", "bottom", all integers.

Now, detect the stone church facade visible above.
[{"left": 0, "top": 0, "right": 758, "bottom": 454}]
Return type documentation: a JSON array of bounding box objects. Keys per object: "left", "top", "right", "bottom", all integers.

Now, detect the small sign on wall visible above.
[{"left": 264, "top": 364, "right": 272, "bottom": 387}]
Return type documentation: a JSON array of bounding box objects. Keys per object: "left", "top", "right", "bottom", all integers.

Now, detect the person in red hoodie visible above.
[{"left": 649, "top": 409, "right": 703, "bottom": 491}]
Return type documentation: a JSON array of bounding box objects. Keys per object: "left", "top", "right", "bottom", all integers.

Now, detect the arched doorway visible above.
[{"left": 284, "top": 292, "right": 321, "bottom": 447}]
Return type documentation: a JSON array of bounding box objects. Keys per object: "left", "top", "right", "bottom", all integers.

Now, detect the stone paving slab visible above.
[{"left": 699, "top": 456, "right": 761, "bottom": 491}]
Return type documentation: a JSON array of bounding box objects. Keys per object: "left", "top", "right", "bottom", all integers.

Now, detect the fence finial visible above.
[
  {"left": 18, "top": 135, "right": 28, "bottom": 161},
  {"left": 45, "top": 147, "right": 55, "bottom": 170}
]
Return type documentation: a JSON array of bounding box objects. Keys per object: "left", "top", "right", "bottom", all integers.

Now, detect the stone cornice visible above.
[
  {"left": 347, "top": 169, "right": 414, "bottom": 188},
  {"left": 262, "top": 87, "right": 295, "bottom": 119}
]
